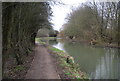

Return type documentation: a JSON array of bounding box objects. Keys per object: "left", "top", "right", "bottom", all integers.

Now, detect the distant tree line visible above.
[
  {"left": 60, "top": 2, "right": 120, "bottom": 46},
  {"left": 36, "top": 28, "right": 59, "bottom": 37}
]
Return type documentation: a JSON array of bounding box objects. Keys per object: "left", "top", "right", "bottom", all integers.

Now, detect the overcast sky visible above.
[{"left": 50, "top": 0, "right": 87, "bottom": 31}]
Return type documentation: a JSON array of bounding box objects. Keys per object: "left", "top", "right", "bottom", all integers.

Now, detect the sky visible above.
[
  {"left": 50, "top": 0, "right": 87, "bottom": 31},
  {"left": 50, "top": 0, "right": 120, "bottom": 31}
]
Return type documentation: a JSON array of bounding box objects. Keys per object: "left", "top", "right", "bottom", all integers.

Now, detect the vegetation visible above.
[
  {"left": 3, "top": 1, "right": 120, "bottom": 79},
  {"left": 49, "top": 47, "right": 63, "bottom": 52},
  {"left": 35, "top": 38, "right": 46, "bottom": 45},
  {"left": 60, "top": 2, "right": 120, "bottom": 47},
  {"left": 12, "top": 65, "right": 25, "bottom": 72},
  {"left": 48, "top": 46, "right": 88, "bottom": 79},
  {"left": 2, "top": 2, "right": 52, "bottom": 78},
  {"left": 36, "top": 28, "right": 50, "bottom": 37},
  {"left": 36, "top": 28, "right": 59, "bottom": 37},
  {"left": 36, "top": 38, "right": 88, "bottom": 79},
  {"left": 49, "top": 29, "right": 59, "bottom": 37}
]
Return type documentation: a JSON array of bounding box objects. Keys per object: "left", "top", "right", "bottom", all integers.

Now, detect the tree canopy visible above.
[
  {"left": 61, "top": 2, "right": 120, "bottom": 46},
  {"left": 2, "top": 2, "right": 52, "bottom": 71}
]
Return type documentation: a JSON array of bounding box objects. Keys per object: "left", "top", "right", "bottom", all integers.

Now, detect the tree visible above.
[
  {"left": 62, "top": 5, "right": 101, "bottom": 40},
  {"left": 61, "top": 2, "right": 119, "bottom": 45},
  {"left": 117, "top": 1, "right": 120, "bottom": 46},
  {"left": 2, "top": 2, "right": 52, "bottom": 78}
]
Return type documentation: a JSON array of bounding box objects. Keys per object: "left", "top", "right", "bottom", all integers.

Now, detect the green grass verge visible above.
[
  {"left": 43, "top": 37, "right": 56, "bottom": 40},
  {"left": 35, "top": 37, "right": 56, "bottom": 45},
  {"left": 48, "top": 46, "right": 89, "bottom": 79},
  {"left": 35, "top": 38, "right": 46, "bottom": 44},
  {"left": 49, "top": 47, "right": 64, "bottom": 52}
]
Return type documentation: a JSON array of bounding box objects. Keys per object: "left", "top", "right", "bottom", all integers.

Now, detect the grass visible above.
[
  {"left": 41, "top": 37, "right": 56, "bottom": 40},
  {"left": 35, "top": 37, "right": 56, "bottom": 45},
  {"left": 48, "top": 46, "right": 89, "bottom": 79},
  {"left": 12, "top": 65, "right": 24, "bottom": 72},
  {"left": 35, "top": 38, "right": 40, "bottom": 41},
  {"left": 65, "top": 72, "right": 71, "bottom": 75},
  {"left": 49, "top": 47, "right": 64, "bottom": 52},
  {"left": 35, "top": 38, "right": 46, "bottom": 44},
  {"left": 36, "top": 37, "right": 89, "bottom": 79}
]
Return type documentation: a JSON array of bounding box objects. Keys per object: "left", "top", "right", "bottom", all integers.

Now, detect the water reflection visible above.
[
  {"left": 49, "top": 40, "right": 58, "bottom": 45},
  {"left": 49, "top": 39, "right": 120, "bottom": 79},
  {"left": 49, "top": 39, "right": 66, "bottom": 52},
  {"left": 93, "top": 48, "right": 120, "bottom": 79}
]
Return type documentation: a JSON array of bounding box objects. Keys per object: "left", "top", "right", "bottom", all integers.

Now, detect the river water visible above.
[{"left": 49, "top": 39, "right": 120, "bottom": 79}]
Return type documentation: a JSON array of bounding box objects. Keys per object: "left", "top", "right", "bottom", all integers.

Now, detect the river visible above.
[{"left": 49, "top": 38, "right": 120, "bottom": 79}]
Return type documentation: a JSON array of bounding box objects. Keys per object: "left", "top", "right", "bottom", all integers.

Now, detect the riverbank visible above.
[
  {"left": 36, "top": 37, "right": 89, "bottom": 79},
  {"left": 38, "top": 37, "right": 120, "bottom": 79},
  {"left": 48, "top": 46, "right": 88, "bottom": 79},
  {"left": 62, "top": 38, "right": 120, "bottom": 49}
]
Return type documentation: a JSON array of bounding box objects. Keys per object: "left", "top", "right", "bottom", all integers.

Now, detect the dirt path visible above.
[{"left": 25, "top": 43, "right": 60, "bottom": 79}]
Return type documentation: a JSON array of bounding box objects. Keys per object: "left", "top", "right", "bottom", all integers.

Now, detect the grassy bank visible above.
[
  {"left": 48, "top": 46, "right": 88, "bottom": 79},
  {"left": 35, "top": 38, "right": 46, "bottom": 45},
  {"left": 36, "top": 37, "right": 56, "bottom": 41},
  {"left": 35, "top": 37, "right": 89, "bottom": 79},
  {"left": 62, "top": 37, "right": 120, "bottom": 49}
]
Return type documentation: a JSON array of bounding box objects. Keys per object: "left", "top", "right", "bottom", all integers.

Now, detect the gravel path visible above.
[{"left": 25, "top": 44, "right": 60, "bottom": 79}]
